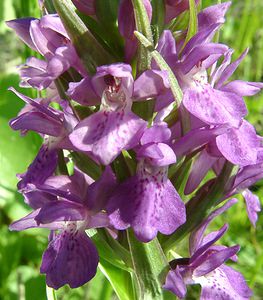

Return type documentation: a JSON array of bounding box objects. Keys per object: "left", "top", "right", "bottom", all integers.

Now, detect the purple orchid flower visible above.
[
  {"left": 7, "top": 14, "right": 86, "bottom": 90},
  {"left": 10, "top": 167, "right": 115, "bottom": 289},
  {"left": 68, "top": 63, "right": 170, "bottom": 165},
  {"left": 9, "top": 88, "right": 78, "bottom": 189},
  {"left": 107, "top": 123, "right": 186, "bottom": 242},
  {"left": 163, "top": 199, "right": 252, "bottom": 299},
  {"left": 155, "top": 29, "right": 249, "bottom": 129}
]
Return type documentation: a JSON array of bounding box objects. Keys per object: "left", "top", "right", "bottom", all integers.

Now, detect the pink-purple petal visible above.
[
  {"left": 216, "top": 120, "right": 259, "bottom": 166},
  {"left": 242, "top": 189, "right": 261, "bottom": 227},
  {"left": 69, "top": 110, "right": 147, "bottom": 165},
  {"left": 194, "top": 245, "right": 240, "bottom": 277},
  {"left": 183, "top": 84, "right": 247, "bottom": 127},
  {"left": 41, "top": 231, "right": 99, "bottom": 289},
  {"left": 163, "top": 268, "right": 187, "bottom": 299},
  {"left": 108, "top": 176, "right": 186, "bottom": 242}
]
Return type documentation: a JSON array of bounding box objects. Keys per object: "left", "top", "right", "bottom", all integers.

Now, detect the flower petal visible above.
[
  {"left": 141, "top": 123, "right": 171, "bottom": 145},
  {"left": 194, "top": 245, "right": 240, "bottom": 277},
  {"left": 108, "top": 176, "right": 186, "bottom": 242},
  {"left": 221, "top": 80, "right": 263, "bottom": 97},
  {"left": 189, "top": 199, "right": 237, "bottom": 255},
  {"left": 17, "top": 145, "right": 58, "bottom": 190},
  {"left": 197, "top": 265, "right": 252, "bottom": 300},
  {"left": 242, "top": 189, "right": 261, "bottom": 227},
  {"left": 69, "top": 110, "right": 147, "bottom": 165},
  {"left": 198, "top": 2, "right": 231, "bottom": 31},
  {"left": 6, "top": 18, "right": 37, "bottom": 50},
  {"left": 87, "top": 167, "right": 116, "bottom": 211},
  {"left": 216, "top": 120, "right": 259, "bottom": 166},
  {"left": 163, "top": 268, "right": 187, "bottom": 299},
  {"left": 41, "top": 231, "right": 99, "bottom": 289},
  {"left": 185, "top": 149, "right": 218, "bottom": 195},
  {"left": 67, "top": 77, "right": 100, "bottom": 106},
  {"left": 133, "top": 70, "right": 170, "bottom": 100},
  {"left": 35, "top": 200, "right": 87, "bottom": 224},
  {"left": 183, "top": 84, "right": 247, "bottom": 127},
  {"left": 9, "top": 209, "right": 62, "bottom": 231}
]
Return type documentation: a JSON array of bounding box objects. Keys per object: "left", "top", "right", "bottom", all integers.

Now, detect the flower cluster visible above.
[{"left": 7, "top": 0, "right": 262, "bottom": 298}]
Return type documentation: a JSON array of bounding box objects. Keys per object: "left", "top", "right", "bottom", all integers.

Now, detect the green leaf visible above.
[
  {"left": 131, "top": 0, "right": 153, "bottom": 74},
  {"left": 99, "top": 258, "right": 136, "bottom": 300},
  {"left": 151, "top": 0, "right": 166, "bottom": 44},
  {"left": 87, "top": 229, "right": 132, "bottom": 272},
  {"left": 53, "top": 0, "right": 113, "bottom": 74},
  {"left": 181, "top": 0, "right": 198, "bottom": 49},
  {"left": 127, "top": 231, "right": 169, "bottom": 300},
  {"left": 70, "top": 151, "right": 102, "bottom": 180}
]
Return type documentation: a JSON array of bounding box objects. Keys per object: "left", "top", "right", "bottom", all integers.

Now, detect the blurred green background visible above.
[{"left": 0, "top": 0, "right": 262, "bottom": 299}]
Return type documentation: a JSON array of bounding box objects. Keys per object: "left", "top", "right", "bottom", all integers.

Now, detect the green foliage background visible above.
[{"left": 0, "top": 0, "right": 262, "bottom": 299}]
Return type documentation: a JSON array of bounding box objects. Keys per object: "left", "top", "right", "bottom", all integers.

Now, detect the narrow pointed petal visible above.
[
  {"left": 10, "top": 111, "right": 64, "bottom": 136},
  {"left": 6, "top": 18, "right": 37, "bottom": 50},
  {"left": 180, "top": 43, "right": 228, "bottom": 74},
  {"left": 216, "top": 48, "right": 248, "bottom": 88},
  {"left": 194, "top": 245, "right": 240, "bottom": 277},
  {"left": 216, "top": 48, "right": 249, "bottom": 88},
  {"left": 190, "top": 224, "right": 229, "bottom": 265},
  {"left": 172, "top": 126, "right": 228, "bottom": 158},
  {"left": 198, "top": 2, "right": 231, "bottom": 31},
  {"left": 185, "top": 149, "right": 218, "bottom": 195},
  {"left": 233, "top": 163, "right": 263, "bottom": 191},
  {"left": 189, "top": 199, "right": 237, "bottom": 255},
  {"left": 41, "top": 232, "right": 99, "bottom": 289},
  {"left": 242, "top": 189, "right": 261, "bottom": 227},
  {"left": 182, "top": 24, "right": 221, "bottom": 57},
  {"left": 9, "top": 209, "right": 62, "bottom": 231},
  {"left": 163, "top": 268, "right": 187, "bottom": 299},
  {"left": 154, "top": 30, "right": 178, "bottom": 69},
  {"left": 221, "top": 80, "right": 263, "bottom": 97},
  {"left": 9, "top": 88, "right": 63, "bottom": 122},
  {"left": 35, "top": 200, "right": 87, "bottom": 225}
]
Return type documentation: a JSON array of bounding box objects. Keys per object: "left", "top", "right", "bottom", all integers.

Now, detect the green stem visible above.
[
  {"left": 131, "top": 0, "right": 153, "bottom": 74},
  {"left": 127, "top": 230, "right": 169, "bottom": 300}
]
